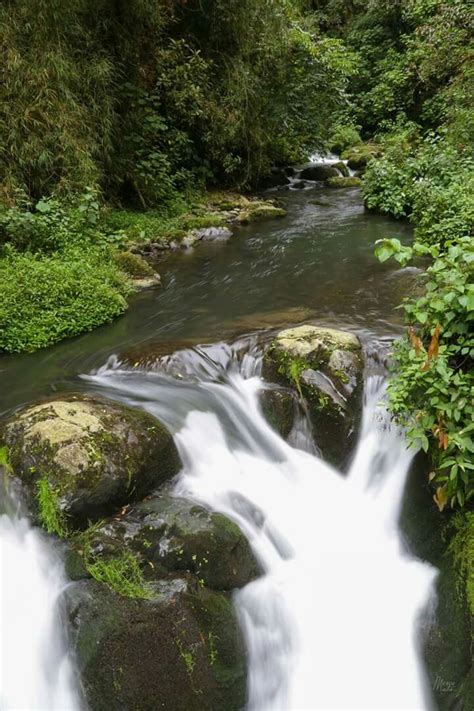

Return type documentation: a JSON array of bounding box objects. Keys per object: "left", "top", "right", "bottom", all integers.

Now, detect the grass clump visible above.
[
  {"left": 0, "top": 446, "right": 11, "bottom": 471},
  {"left": 36, "top": 476, "right": 69, "bottom": 538},
  {"left": 0, "top": 247, "right": 131, "bottom": 353},
  {"left": 114, "top": 251, "right": 155, "bottom": 278},
  {"left": 86, "top": 550, "right": 153, "bottom": 600}
]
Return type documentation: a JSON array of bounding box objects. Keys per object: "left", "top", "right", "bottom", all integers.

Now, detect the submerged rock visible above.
[
  {"left": 81, "top": 493, "right": 259, "bottom": 591},
  {"left": 64, "top": 576, "right": 247, "bottom": 711},
  {"left": 2, "top": 395, "right": 181, "bottom": 528},
  {"left": 262, "top": 324, "right": 363, "bottom": 466}
]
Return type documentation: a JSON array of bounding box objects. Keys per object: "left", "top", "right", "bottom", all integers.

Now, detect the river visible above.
[{"left": 0, "top": 184, "right": 438, "bottom": 709}]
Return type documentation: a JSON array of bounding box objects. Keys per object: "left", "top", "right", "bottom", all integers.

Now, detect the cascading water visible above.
[
  {"left": 84, "top": 341, "right": 437, "bottom": 711},
  {"left": 0, "top": 497, "right": 80, "bottom": 710}
]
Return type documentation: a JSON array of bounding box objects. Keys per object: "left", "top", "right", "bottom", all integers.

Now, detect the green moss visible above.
[
  {"left": 114, "top": 251, "right": 154, "bottom": 278},
  {"left": 0, "top": 446, "right": 11, "bottom": 471},
  {"left": 85, "top": 550, "right": 153, "bottom": 600},
  {"left": 326, "top": 176, "right": 362, "bottom": 188},
  {"left": 449, "top": 513, "right": 474, "bottom": 615},
  {"left": 239, "top": 204, "right": 286, "bottom": 223},
  {"left": 36, "top": 475, "right": 69, "bottom": 538}
]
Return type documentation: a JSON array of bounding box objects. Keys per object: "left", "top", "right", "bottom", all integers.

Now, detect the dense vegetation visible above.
[
  {"left": 0, "top": 2, "right": 472, "bottom": 522},
  {"left": 0, "top": 0, "right": 355, "bottom": 352}
]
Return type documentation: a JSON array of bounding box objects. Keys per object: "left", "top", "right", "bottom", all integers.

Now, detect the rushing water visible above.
[
  {"left": 0, "top": 502, "right": 79, "bottom": 709},
  {"left": 0, "top": 184, "right": 437, "bottom": 709},
  {"left": 83, "top": 341, "right": 437, "bottom": 710}
]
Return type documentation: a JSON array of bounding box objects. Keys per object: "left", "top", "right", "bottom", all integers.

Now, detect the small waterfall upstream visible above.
[
  {"left": 84, "top": 342, "right": 437, "bottom": 710},
  {"left": 0, "top": 501, "right": 79, "bottom": 710}
]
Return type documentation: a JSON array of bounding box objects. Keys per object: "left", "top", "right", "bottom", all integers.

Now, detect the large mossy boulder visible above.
[
  {"left": 299, "top": 164, "right": 339, "bottom": 181},
  {"left": 2, "top": 395, "right": 180, "bottom": 528},
  {"left": 326, "top": 176, "right": 362, "bottom": 189},
  {"left": 340, "top": 143, "right": 381, "bottom": 170},
  {"left": 262, "top": 325, "right": 363, "bottom": 466},
  {"left": 64, "top": 576, "right": 247, "bottom": 711},
  {"left": 80, "top": 493, "right": 259, "bottom": 591}
]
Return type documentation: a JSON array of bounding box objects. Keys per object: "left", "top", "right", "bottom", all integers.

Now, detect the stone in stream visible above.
[
  {"left": 262, "top": 324, "right": 363, "bottom": 466},
  {"left": 1, "top": 394, "right": 181, "bottom": 529},
  {"left": 259, "top": 386, "right": 296, "bottom": 439},
  {"left": 326, "top": 176, "right": 362, "bottom": 188},
  {"left": 63, "top": 575, "right": 247, "bottom": 711},
  {"left": 298, "top": 164, "right": 340, "bottom": 181},
  {"left": 73, "top": 493, "right": 259, "bottom": 591}
]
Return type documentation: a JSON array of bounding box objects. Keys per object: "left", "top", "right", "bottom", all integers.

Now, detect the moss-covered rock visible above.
[
  {"left": 299, "top": 164, "right": 340, "bottom": 181},
  {"left": 80, "top": 493, "right": 259, "bottom": 591},
  {"left": 259, "top": 387, "right": 295, "bottom": 439},
  {"left": 332, "top": 161, "right": 350, "bottom": 177},
  {"left": 326, "top": 176, "right": 362, "bottom": 188},
  {"left": 63, "top": 575, "right": 247, "bottom": 711},
  {"left": 341, "top": 143, "right": 381, "bottom": 170},
  {"left": 2, "top": 395, "right": 181, "bottom": 530},
  {"left": 262, "top": 325, "right": 363, "bottom": 466},
  {"left": 237, "top": 202, "right": 286, "bottom": 224}
]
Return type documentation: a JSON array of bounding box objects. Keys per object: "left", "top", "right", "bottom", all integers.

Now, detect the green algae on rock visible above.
[
  {"left": 262, "top": 324, "right": 363, "bottom": 466},
  {"left": 2, "top": 395, "right": 181, "bottom": 530},
  {"left": 326, "top": 176, "right": 362, "bottom": 188},
  {"left": 63, "top": 575, "right": 247, "bottom": 711},
  {"left": 80, "top": 493, "right": 259, "bottom": 591}
]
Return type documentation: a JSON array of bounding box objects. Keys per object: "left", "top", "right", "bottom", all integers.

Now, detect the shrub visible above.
[
  {"left": 114, "top": 251, "right": 154, "bottom": 278},
  {"left": 328, "top": 125, "right": 362, "bottom": 154},
  {"left": 0, "top": 247, "right": 131, "bottom": 353},
  {"left": 375, "top": 235, "right": 474, "bottom": 509}
]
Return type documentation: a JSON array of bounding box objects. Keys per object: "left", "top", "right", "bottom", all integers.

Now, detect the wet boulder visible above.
[
  {"left": 262, "top": 324, "right": 363, "bottom": 466},
  {"left": 64, "top": 576, "right": 247, "bottom": 711},
  {"left": 2, "top": 395, "right": 181, "bottom": 529},
  {"left": 237, "top": 201, "right": 287, "bottom": 224},
  {"left": 259, "top": 386, "right": 296, "bottom": 439},
  {"left": 81, "top": 493, "right": 259, "bottom": 591},
  {"left": 298, "top": 164, "right": 339, "bottom": 181}
]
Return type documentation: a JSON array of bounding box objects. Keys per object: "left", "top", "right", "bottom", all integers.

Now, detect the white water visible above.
[
  {"left": 85, "top": 346, "right": 437, "bottom": 710},
  {"left": 0, "top": 507, "right": 79, "bottom": 710}
]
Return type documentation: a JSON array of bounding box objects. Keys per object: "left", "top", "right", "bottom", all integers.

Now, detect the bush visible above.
[
  {"left": 114, "top": 251, "right": 154, "bottom": 278},
  {"left": 328, "top": 125, "right": 362, "bottom": 154},
  {"left": 375, "top": 235, "right": 474, "bottom": 510},
  {"left": 0, "top": 247, "right": 131, "bottom": 353}
]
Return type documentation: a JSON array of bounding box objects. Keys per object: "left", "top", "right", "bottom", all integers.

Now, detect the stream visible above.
[{"left": 0, "top": 184, "right": 438, "bottom": 709}]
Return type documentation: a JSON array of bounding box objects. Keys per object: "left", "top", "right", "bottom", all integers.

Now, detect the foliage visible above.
[
  {"left": 0, "top": 246, "right": 131, "bottom": 353},
  {"left": 85, "top": 550, "right": 153, "bottom": 599},
  {"left": 114, "top": 251, "right": 155, "bottom": 278},
  {"left": 36, "top": 475, "right": 69, "bottom": 538},
  {"left": 0, "top": 0, "right": 354, "bottom": 204},
  {"left": 328, "top": 125, "right": 362, "bottom": 154},
  {"left": 375, "top": 234, "right": 474, "bottom": 509}
]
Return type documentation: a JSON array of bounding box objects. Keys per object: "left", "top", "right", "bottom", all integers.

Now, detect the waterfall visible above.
[
  {"left": 84, "top": 343, "right": 437, "bottom": 710},
  {"left": 0, "top": 502, "right": 80, "bottom": 710}
]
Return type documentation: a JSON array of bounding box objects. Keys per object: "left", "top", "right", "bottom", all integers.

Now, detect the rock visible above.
[
  {"left": 290, "top": 180, "right": 307, "bottom": 190},
  {"left": 332, "top": 161, "right": 350, "bottom": 177},
  {"left": 63, "top": 576, "right": 247, "bottom": 711},
  {"left": 326, "top": 176, "right": 362, "bottom": 188},
  {"left": 132, "top": 273, "right": 162, "bottom": 290},
  {"left": 194, "top": 227, "right": 233, "bottom": 242},
  {"left": 298, "top": 164, "right": 340, "bottom": 181},
  {"left": 181, "top": 234, "right": 199, "bottom": 249},
  {"left": 237, "top": 202, "right": 286, "bottom": 224},
  {"left": 258, "top": 168, "right": 291, "bottom": 190},
  {"left": 82, "top": 494, "right": 259, "bottom": 591},
  {"left": 259, "top": 387, "right": 295, "bottom": 439},
  {"left": 341, "top": 143, "right": 381, "bottom": 170},
  {"left": 2, "top": 395, "right": 181, "bottom": 529},
  {"left": 262, "top": 325, "right": 363, "bottom": 466}
]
